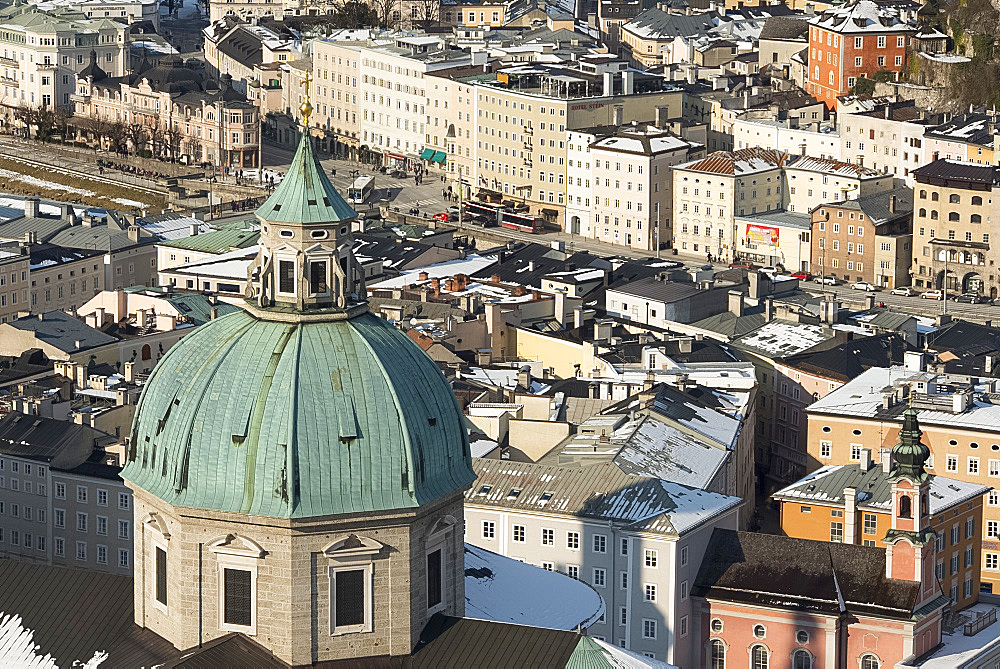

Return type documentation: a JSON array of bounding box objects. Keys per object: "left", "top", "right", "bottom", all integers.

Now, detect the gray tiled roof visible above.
[{"left": 7, "top": 310, "right": 117, "bottom": 352}]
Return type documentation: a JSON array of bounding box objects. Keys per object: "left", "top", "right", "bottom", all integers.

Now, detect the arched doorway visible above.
[
  {"left": 964, "top": 272, "right": 984, "bottom": 294},
  {"left": 570, "top": 215, "right": 581, "bottom": 235}
]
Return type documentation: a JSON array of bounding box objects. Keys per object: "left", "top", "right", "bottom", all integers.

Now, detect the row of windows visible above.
[
  {"left": 0, "top": 529, "right": 129, "bottom": 566},
  {"left": 51, "top": 482, "right": 130, "bottom": 509},
  {"left": 481, "top": 521, "right": 668, "bottom": 566}
]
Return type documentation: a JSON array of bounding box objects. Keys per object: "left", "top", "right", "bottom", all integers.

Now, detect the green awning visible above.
[
  {"left": 431, "top": 151, "right": 447, "bottom": 164},
  {"left": 419, "top": 148, "right": 435, "bottom": 160}
]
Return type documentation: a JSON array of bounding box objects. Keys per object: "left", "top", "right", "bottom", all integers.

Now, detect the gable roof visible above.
[
  {"left": 693, "top": 529, "right": 928, "bottom": 620},
  {"left": 784, "top": 332, "right": 907, "bottom": 382},
  {"left": 0, "top": 560, "right": 179, "bottom": 667},
  {"left": 5, "top": 309, "right": 117, "bottom": 353}
]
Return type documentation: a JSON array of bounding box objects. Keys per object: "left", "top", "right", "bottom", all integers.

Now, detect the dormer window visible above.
[{"left": 279, "top": 229, "right": 293, "bottom": 238}]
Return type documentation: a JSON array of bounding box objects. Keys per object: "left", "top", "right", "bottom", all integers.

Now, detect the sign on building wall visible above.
[{"left": 746, "top": 224, "right": 779, "bottom": 246}]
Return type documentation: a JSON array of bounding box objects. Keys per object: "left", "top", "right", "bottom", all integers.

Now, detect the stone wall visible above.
[{"left": 130, "top": 483, "right": 466, "bottom": 665}]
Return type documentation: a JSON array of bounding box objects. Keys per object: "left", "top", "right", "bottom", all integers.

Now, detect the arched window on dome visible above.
[
  {"left": 899, "top": 494, "right": 912, "bottom": 519},
  {"left": 710, "top": 639, "right": 726, "bottom": 669},
  {"left": 793, "top": 649, "right": 812, "bottom": 669}
]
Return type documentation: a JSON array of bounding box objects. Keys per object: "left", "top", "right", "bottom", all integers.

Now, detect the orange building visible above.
[
  {"left": 807, "top": 0, "right": 916, "bottom": 109},
  {"left": 693, "top": 417, "right": 948, "bottom": 669},
  {"left": 773, "top": 446, "right": 989, "bottom": 610}
]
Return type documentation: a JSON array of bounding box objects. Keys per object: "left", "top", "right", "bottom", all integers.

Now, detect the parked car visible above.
[
  {"left": 815, "top": 275, "right": 839, "bottom": 285},
  {"left": 447, "top": 205, "right": 461, "bottom": 217},
  {"left": 759, "top": 266, "right": 779, "bottom": 275},
  {"left": 729, "top": 261, "right": 759, "bottom": 270},
  {"left": 953, "top": 293, "right": 987, "bottom": 304},
  {"left": 851, "top": 281, "right": 880, "bottom": 292},
  {"left": 920, "top": 290, "right": 944, "bottom": 300},
  {"left": 433, "top": 212, "right": 450, "bottom": 222},
  {"left": 889, "top": 286, "right": 917, "bottom": 297},
  {"left": 791, "top": 271, "right": 812, "bottom": 281}
]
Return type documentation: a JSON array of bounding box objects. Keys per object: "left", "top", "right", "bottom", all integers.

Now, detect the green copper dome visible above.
[
  {"left": 891, "top": 407, "right": 930, "bottom": 483},
  {"left": 122, "top": 309, "right": 475, "bottom": 518},
  {"left": 255, "top": 130, "right": 357, "bottom": 224}
]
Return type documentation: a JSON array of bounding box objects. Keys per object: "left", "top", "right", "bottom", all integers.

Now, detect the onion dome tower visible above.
[
  {"left": 121, "top": 73, "right": 475, "bottom": 665},
  {"left": 884, "top": 406, "right": 939, "bottom": 611}
]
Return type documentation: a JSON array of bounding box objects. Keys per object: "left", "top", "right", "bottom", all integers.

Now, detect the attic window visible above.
[
  {"left": 949, "top": 439, "right": 958, "bottom": 446},
  {"left": 310, "top": 230, "right": 328, "bottom": 239},
  {"left": 272, "top": 204, "right": 281, "bottom": 211},
  {"left": 340, "top": 227, "right": 348, "bottom": 235},
  {"left": 852, "top": 429, "right": 861, "bottom": 436},
  {"left": 307, "top": 199, "right": 317, "bottom": 206},
  {"left": 323, "top": 197, "right": 331, "bottom": 206},
  {"left": 822, "top": 426, "right": 831, "bottom": 433},
  {"left": 478, "top": 485, "right": 492, "bottom": 495},
  {"left": 507, "top": 488, "right": 521, "bottom": 499},
  {"left": 971, "top": 442, "right": 980, "bottom": 449},
  {"left": 279, "top": 229, "right": 293, "bottom": 238},
  {"left": 540, "top": 492, "right": 553, "bottom": 502},
  {"left": 428, "top": 417, "right": 437, "bottom": 426}
]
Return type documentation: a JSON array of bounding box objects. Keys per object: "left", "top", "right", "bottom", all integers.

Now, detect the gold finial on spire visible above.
[{"left": 299, "top": 70, "right": 313, "bottom": 126}]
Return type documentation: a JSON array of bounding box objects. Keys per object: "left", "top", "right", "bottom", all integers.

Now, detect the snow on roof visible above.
[
  {"left": 367, "top": 254, "right": 497, "bottom": 290},
  {"left": 678, "top": 147, "right": 785, "bottom": 176},
  {"left": 613, "top": 414, "right": 729, "bottom": 490},
  {"left": 463, "top": 543, "right": 605, "bottom": 630},
  {"left": 139, "top": 214, "right": 213, "bottom": 241},
  {"left": 591, "top": 132, "right": 694, "bottom": 155},
  {"left": 917, "top": 602, "right": 1000, "bottom": 669},
  {"left": 734, "top": 319, "right": 830, "bottom": 357},
  {"left": 807, "top": 366, "right": 1000, "bottom": 434},
  {"left": 459, "top": 366, "right": 552, "bottom": 394},
  {"left": 163, "top": 245, "right": 257, "bottom": 280},
  {"left": 786, "top": 155, "right": 883, "bottom": 179},
  {"left": 773, "top": 464, "right": 989, "bottom": 515},
  {"left": 809, "top": 0, "right": 915, "bottom": 34},
  {"left": 0, "top": 196, "right": 60, "bottom": 221},
  {"left": 468, "top": 459, "right": 742, "bottom": 536}
]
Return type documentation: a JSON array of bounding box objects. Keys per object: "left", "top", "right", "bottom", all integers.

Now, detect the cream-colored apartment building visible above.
[
  {"left": 472, "top": 72, "right": 683, "bottom": 229},
  {"left": 311, "top": 37, "right": 361, "bottom": 157},
  {"left": 806, "top": 364, "right": 1000, "bottom": 596},
  {"left": 0, "top": 245, "right": 29, "bottom": 324},
  {"left": 672, "top": 148, "right": 785, "bottom": 261},
  {"left": 783, "top": 155, "right": 894, "bottom": 213},
  {"left": 587, "top": 125, "right": 703, "bottom": 251},
  {"left": 910, "top": 159, "right": 999, "bottom": 296}
]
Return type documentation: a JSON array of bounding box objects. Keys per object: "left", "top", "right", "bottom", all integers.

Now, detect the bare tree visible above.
[
  {"left": 164, "top": 127, "right": 184, "bottom": 162},
  {"left": 369, "top": 0, "right": 399, "bottom": 29},
  {"left": 408, "top": 0, "right": 439, "bottom": 29},
  {"left": 106, "top": 120, "right": 127, "bottom": 156},
  {"left": 125, "top": 121, "right": 147, "bottom": 156},
  {"left": 144, "top": 118, "right": 165, "bottom": 158}
]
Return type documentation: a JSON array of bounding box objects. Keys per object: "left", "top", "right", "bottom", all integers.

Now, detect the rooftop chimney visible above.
[
  {"left": 889, "top": 195, "right": 896, "bottom": 213},
  {"left": 844, "top": 487, "right": 858, "bottom": 544},
  {"left": 728, "top": 289, "right": 744, "bottom": 316},
  {"left": 612, "top": 105, "right": 623, "bottom": 126},
  {"left": 24, "top": 197, "right": 39, "bottom": 218},
  {"left": 190, "top": 222, "right": 200, "bottom": 236},
  {"left": 654, "top": 105, "right": 668, "bottom": 129}
]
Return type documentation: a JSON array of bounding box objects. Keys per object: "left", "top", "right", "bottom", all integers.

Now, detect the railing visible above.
[
  {"left": 964, "top": 608, "right": 996, "bottom": 636},
  {"left": 0, "top": 56, "right": 18, "bottom": 67}
]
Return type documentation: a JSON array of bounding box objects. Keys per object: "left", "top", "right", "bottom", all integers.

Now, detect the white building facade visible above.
[{"left": 464, "top": 459, "right": 742, "bottom": 667}]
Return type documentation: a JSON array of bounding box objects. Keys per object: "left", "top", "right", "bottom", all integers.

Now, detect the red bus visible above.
[
  {"left": 500, "top": 210, "right": 544, "bottom": 233},
  {"left": 463, "top": 201, "right": 503, "bottom": 226}
]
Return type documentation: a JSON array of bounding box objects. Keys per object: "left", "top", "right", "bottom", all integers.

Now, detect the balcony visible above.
[
  {"left": 0, "top": 75, "right": 18, "bottom": 87},
  {"left": 36, "top": 61, "right": 56, "bottom": 70},
  {"left": 0, "top": 56, "right": 18, "bottom": 67}
]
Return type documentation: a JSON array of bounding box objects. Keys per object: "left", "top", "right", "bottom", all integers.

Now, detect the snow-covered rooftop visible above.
[
  {"left": 734, "top": 319, "right": 831, "bottom": 357},
  {"left": 463, "top": 543, "right": 605, "bottom": 630},
  {"left": 367, "top": 254, "right": 497, "bottom": 290},
  {"left": 807, "top": 366, "right": 1000, "bottom": 435}
]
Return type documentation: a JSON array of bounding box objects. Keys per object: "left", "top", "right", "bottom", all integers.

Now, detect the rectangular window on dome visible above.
[
  {"left": 427, "top": 548, "right": 442, "bottom": 609},
  {"left": 278, "top": 260, "right": 295, "bottom": 294},
  {"left": 309, "top": 261, "right": 328, "bottom": 294},
  {"left": 223, "top": 568, "right": 252, "bottom": 627},
  {"left": 156, "top": 546, "right": 168, "bottom": 606},
  {"left": 333, "top": 568, "right": 365, "bottom": 628}
]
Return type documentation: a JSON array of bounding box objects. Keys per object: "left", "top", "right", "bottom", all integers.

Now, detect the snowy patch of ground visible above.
[
  {"left": 0, "top": 168, "right": 96, "bottom": 197},
  {"left": 113, "top": 197, "right": 148, "bottom": 208}
]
